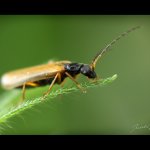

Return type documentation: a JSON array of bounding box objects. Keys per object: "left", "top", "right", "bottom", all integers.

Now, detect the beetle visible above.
[{"left": 0, "top": 26, "right": 140, "bottom": 100}]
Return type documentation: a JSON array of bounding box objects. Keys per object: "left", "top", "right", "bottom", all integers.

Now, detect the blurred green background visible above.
[{"left": 0, "top": 15, "right": 150, "bottom": 134}]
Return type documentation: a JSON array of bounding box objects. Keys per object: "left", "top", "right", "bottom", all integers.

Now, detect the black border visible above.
[
  {"left": 0, "top": 135, "right": 150, "bottom": 147},
  {"left": 0, "top": 1, "right": 150, "bottom": 148},
  {"left": 0, "top": 1, "right": 149, "bottom": 14}
]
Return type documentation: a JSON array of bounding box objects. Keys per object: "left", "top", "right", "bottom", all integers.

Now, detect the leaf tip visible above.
[{"left": 112, "top": 74, "right": 118, "bottom": 80}]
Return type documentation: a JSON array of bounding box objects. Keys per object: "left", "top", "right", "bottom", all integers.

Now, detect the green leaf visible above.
[{"left": 0, "top": 74, "right": 117, "bottom": 131}]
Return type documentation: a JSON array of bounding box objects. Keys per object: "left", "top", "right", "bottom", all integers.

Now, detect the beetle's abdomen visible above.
[{"left": 16, "top": 73, "right": 67, "bottom": 89}]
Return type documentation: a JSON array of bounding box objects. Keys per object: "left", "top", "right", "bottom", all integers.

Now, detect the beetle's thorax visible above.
[{"left": 64, "top": 63, "right": 97, "bottom": 79}]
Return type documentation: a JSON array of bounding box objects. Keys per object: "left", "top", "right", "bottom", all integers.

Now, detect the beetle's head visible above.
[{"left": 80, "top": 64, "right": 97, "bottom": 79}]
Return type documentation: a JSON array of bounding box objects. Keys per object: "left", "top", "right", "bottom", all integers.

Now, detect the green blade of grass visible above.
[{"left": 0, "top": 74, "right": 117, "bottom": 127}]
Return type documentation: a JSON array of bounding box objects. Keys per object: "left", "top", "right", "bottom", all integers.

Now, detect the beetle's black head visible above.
[
  {"left": 64, "top": 63, "right": 97, "bottom": 79},
  {"left": 80, "top": 64, "right": 97, "bottom": 79}
]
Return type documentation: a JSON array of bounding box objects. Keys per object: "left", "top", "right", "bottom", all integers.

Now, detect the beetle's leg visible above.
[
  {"left": 60, "top": 80, "right": 65, "bottom": 87},
  {"left": 20, "top": 82, "right": 39, "bottom": 102},
  {"left": 25, "top": 82, "right": 39, "bottom": 87},
  {"left": 18, "top": 83, "right": 28, "bottom": 103},
  {"left": 43, "top": 73, "right": 60, "bottom": 98},
  {"left": 21, "top": 82, "right": 26, "bottom": 102},
  {"left": 60, "top": 75, "right": 78, "bottom": 88},
  {"left": 17, "top": 83, "right": 26, "bottom": 105},
  {"left": 65, "top": 72, "right": 86, "bottom": 93}
]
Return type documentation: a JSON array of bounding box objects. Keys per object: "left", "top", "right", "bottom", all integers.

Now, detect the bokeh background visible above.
[{"left": 0, "top": 15, "right": 150, "bottom": 134}]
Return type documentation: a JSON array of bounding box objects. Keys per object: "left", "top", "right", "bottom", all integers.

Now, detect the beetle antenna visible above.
[{"left": 90, "top": 26, "right": 141, "bottom": 70}]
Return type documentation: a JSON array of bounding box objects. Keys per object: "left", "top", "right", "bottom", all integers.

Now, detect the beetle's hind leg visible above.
[
  {"left": 19, "top": 82, "right": 39, "bottom": 104},
  {"left": 17, "top": 83, "right": 26, "bottom": 105},
  {"left": 22, "top": 83, "right": 26, "bottom": 101}
]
